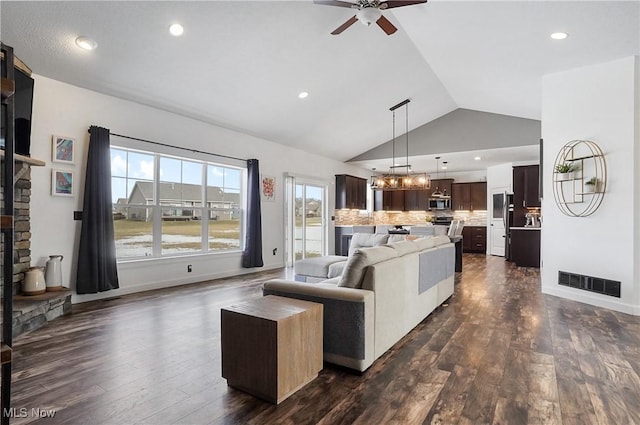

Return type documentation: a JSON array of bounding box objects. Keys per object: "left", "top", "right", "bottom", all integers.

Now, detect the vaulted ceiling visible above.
[{"left": 1, "top": 1, "right": 638, "bottom": 168}]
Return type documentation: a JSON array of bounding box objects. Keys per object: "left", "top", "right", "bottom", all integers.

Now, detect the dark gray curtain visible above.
[
  {"left": 76, "top": 126, "right": 119, "bottom": 293},
  {"left": 241, "top": 159, "right": 264, "bottom": 268}
]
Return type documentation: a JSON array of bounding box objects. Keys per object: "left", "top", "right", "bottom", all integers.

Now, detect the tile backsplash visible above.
[{"left": 335, "top": 209, "right": 488, "bottom": 226}]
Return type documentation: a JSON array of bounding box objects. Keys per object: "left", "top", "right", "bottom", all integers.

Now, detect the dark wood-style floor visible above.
[{"left": 6, "top": 255, "right": 640, "bottom": 424}]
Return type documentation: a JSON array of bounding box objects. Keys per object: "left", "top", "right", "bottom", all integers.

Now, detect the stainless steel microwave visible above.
[{"left": 428, "top": 198, "right": 451, "bottom": 210}]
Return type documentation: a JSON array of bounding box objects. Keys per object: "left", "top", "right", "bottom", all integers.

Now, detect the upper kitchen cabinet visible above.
[
  {"left": 373, "top": 190, "right": 405, "bottom": 211},
  {"left": 335, "top": 174, "right": 367, "bottom": 210},
  {"left": 429, "top": 179, "right": 454, "bottom": 198},
  {"left": 513, "top": 165, "right": 540, "bottom": 209},
  {"left": 452, "top": 182, "right": 487, "bottom": 211},
  {"left": 404, "top": 189, "right": 429, "bottom": 211}
]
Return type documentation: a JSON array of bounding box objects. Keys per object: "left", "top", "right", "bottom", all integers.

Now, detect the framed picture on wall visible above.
[
  {"left": 261, "top": 175, "right": 276, "bottom": 202},
  {"left": 52, "top": 135, "right": 75, "bottom": 164},
  {"left": 51, "top": 169, "right": 74, "bottom": 197}
]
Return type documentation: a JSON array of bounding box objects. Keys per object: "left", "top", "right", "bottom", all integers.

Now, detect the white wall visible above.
[
  {"left": 541, "top": 56, "right": 639, "bottom": 315},
  {"left": 29, "top": 76, "right": 369, "bottom": 303}
]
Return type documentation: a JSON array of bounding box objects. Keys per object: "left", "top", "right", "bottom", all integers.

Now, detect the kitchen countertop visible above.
[{"left": 510, "top": 227, "right": 542, "bottom": 230}]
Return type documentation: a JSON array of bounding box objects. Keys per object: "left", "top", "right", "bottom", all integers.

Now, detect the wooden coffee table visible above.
[{"left": 221, "top": 295, "right": 323, "bottom": 404}]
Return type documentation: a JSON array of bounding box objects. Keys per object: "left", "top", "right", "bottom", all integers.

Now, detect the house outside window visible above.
[{"left": 110, "top": 147, "right": 243, "bottom": 259}]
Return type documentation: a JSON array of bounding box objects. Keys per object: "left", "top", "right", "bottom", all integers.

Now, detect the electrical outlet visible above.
[
  {"left": 272, "top": 248, "right": 277, "bottom": 256},
  {"left": 187, "top": 265, "right": 192, "bottom": 273}
]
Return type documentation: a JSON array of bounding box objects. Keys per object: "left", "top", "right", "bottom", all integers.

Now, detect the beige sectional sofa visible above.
[{"left": 263, "top": 235, "right": 455, "bottom": 372}]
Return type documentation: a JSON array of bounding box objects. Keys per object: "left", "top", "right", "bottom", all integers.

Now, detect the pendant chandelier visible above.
[{"left": 371, "top": 99, "right": 430, "bottom": 191}]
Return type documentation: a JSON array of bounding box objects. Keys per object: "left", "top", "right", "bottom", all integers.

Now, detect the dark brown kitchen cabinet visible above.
[
  {"left": 404, "top": 189, "right": 429, "bottom": 211},
  {"left": 373, "top": 190, "right": 405, "bottom": 211},
  {"left": 452, "top": 182, "right": 487, "bottom": 211},
  {"left": 451, "top": 183, "right": 469, "bottom": 211},
  {"left": 462, "top": 226, "right": 486, "bottom": 253},
  {"left": 335, "top": 175, "right": 367, "bottom": 210},
  {"left": 510, "top": 228, "right": 540, "bottom": 268},
  {"left": 471, "top": 182, "right": 487, "bottom": 210},
  {"left": 513, "top": 165, "right": 540, "bottom": 209},
  {"left": 429, "top": 179, "right": 454, "bottom": 198}
]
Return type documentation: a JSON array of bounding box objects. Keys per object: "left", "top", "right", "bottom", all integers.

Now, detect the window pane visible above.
[
  {"left": 128, "top": 179, "right": 153, "bottom": 204},
  {"left": 160, "top": 157, "right": 181, "bottom": 183},
  {"left": 208, "top": 209, "right": 241, "bottom": 251},
  {"left": 112, "top": 177, "right": 127, "bottom": 203},
  {"left": 182, "top": 160, "right": 202, "bottom": 186},
  {"left": 305, "top": 186, "right": 323, "bottom": 258},
  {"left": 128, "top": 152, "right": 155, "bottom": 180},
  {"left": 161, "top": 208, "right": 202, "bottom": 254},
  {"left": 208, "top": 165, "right": 224, "bottom": 188},
  {"left": 295, "top": 184, "right": 303, "bottom": 261},
  {"left": 113, "top": 207, "right": 153, "bottom": 258},
  {"left": 111, "top": 149, "right": 128, "bottom": 177},
  {"left": 224, "top": 168, "right": 241, "bottom": 190}
]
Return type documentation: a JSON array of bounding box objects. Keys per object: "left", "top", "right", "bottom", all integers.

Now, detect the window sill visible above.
[{"left": 117, "top": 249, "right": 242, "bottom": 265}]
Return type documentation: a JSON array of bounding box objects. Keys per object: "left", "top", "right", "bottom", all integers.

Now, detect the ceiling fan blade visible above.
[
  {"left": 314, "top": 0, "right": 356, "bottom": 8},
  {"left": 379, "top": 0, "right": 427, "bottom": 10},
  {"left": 376, "top": 15, "right": 398, "bottom": 35},
  {"left": 331, "top": 15, "right": 358, "bottom": 35}
]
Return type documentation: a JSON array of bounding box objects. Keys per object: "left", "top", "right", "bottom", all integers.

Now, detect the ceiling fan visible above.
[{"left": 314, "top": 0, "right": 427, "bottom": 35}]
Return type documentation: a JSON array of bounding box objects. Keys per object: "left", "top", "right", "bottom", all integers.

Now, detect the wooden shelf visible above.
[
  {"left": 1, "top": 77, "right": 15, "bottom": 100},
  {"left": 1, "top": 343, "right": 11, "bottom": 365},
  {"left": 565, "top": 153, "right": 603, "bottom": 162},
  {"left": 0, "top": 150, "right": 45, "bottom": 166}
]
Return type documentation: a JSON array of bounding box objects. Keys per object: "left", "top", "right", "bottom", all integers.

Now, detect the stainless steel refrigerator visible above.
[{"left": 503, "top": 193, "right": 514, "bottom": 261}]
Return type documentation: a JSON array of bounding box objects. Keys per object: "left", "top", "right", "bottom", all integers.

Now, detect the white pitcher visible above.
[
  {"left": 23, "top": 267, "right": 46, "bottom": 295},
  {"left": 45, "top": 255, "right": 64, "bottom": 290}
]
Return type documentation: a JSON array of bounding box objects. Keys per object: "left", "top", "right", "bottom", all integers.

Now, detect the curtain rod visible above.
[{"left": 89, "top": 129, "right": 247, "bottom": 162}]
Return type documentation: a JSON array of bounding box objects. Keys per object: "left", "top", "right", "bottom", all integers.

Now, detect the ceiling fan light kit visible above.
[
  {"left": 357, "top": 8, "right": 382, "bottom": 26},
  {"left": 315, "top": 0, "right": 427, "bottom": 36}
]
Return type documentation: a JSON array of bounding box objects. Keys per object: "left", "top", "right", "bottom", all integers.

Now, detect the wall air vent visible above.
[{"left": 558, "top": 271, "right": 620, "bottom": 298}]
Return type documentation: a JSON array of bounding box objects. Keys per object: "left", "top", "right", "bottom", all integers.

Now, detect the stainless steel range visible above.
[{"left": 433, "top": 216, "right": 453, "bottom": 226}]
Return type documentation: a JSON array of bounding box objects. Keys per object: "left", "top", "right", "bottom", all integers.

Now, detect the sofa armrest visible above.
[
  {"left": 263, "top": 279, "right": 374, "bottom": 369},
  {"left": 264, "top": 279, "right": 372, "bottom": 302}
]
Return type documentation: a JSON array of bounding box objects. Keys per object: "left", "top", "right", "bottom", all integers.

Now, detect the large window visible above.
[{"left": 111, "top": 147, "right": 243, "bottom": 259}]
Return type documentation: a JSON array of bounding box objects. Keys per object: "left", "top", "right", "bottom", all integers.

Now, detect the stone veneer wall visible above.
[
  {"left": 335, "top": 208, "right": 488, "bottom": 227},
  {"left": 0, "top": 166, "right": 32, "bottom": 296}
]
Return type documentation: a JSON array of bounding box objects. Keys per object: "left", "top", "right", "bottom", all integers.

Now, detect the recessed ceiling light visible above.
[
  {"left": 474, "top": 156, "right": 481, "bottom": 161},
  {"left": 75, "top": 36, "right": 97, "bottom": 51},
  {"left": 298, "top": 91, "right": 309, "bottom": 99},
  {"left": 550, "top": 32, "right": 568, "bottom": 40},
  {"left": 169, "top": 24, "right": 184, "bottom": 36}
]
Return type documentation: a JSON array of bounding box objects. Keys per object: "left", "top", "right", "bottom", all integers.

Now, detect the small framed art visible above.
[
  {"left": 52, "top": 135, "right": 74, "bottom": 164},
  {"left": 52, "top": 169, "right": 74, "bottom": 197},
  {"left": 261, "top": 175, "right": 276, "bottom": 202}
]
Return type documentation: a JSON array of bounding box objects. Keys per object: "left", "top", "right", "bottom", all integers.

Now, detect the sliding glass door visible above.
[{"left": 285, "top": 177, "right": 328, "bottom": 267}]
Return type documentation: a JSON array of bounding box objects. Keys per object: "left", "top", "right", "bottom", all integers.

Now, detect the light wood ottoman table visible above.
[{"left": 221, "top": 295, "right": 323, "bottom": 404}]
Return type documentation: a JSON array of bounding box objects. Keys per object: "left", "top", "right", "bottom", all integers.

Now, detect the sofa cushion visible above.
[
  {"left": 348, "top": 233, "right": 390, "bottom": 257},
  {"left": 432, "top": 235, "right": 451, "bottom": 247},
  {"left": 294, "top": 255, "right": 346, "bottom": 278},
  {"left": 413, "top": 236, "right": 435, "bottom": 252},
  {"left": 328, "top": 261, "right": 347, "bottom": 279},
  {"left": 386, "top": 240, "right": 419, "bottom": 256},
  {"left": 387, "top": 234, "right": 407, "bottom": 243},
  {"left": 338, "top": 245, "right": 397, "bottom": 289}
]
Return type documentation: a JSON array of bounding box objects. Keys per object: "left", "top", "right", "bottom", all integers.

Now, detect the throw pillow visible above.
[
  {"left": 338, "top": 245, "right": 397, "bottom": 288},
  {"left": 414, "top": 236, "right": 435, "bottom": 251},
  {"left": 348, "top": 233, "right": 390, "bottom": 257},
  {"left": 387, "top": 240, "right": 419, "bottom": 256}
]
